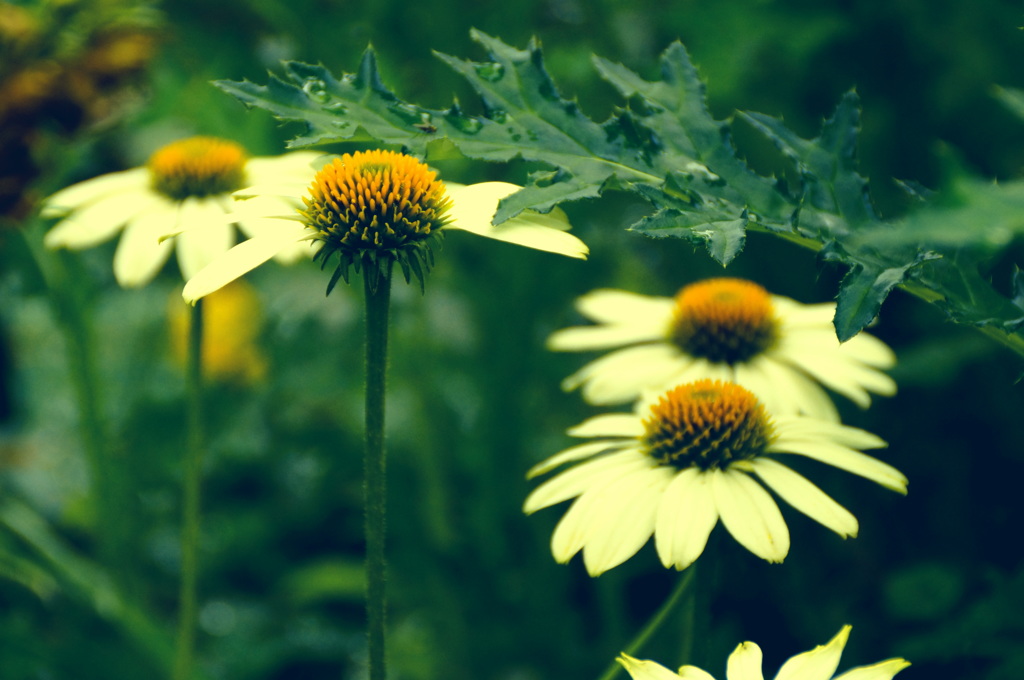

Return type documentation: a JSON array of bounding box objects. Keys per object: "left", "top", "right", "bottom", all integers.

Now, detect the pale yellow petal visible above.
[
  {"left": 526, "top": 440, "right": 630, "bottom": 479},
  {"left": 567, "top": 413, "right": 644, "bottom": 438},
  {"left": 41, "top": 168, "right": 149, "bottom": 215},
  {"left": 775, "top": 626, "right": 850, "bottom": 680},
  {"left": 711, "top": 468, "right": 789, "bottom": 563},
  {"left": 182, "top": 226, "right": 308, "bottom": 304},
  {"left": 523, "top": 449, "right": 647, "bottom": 513},
  {"left": 726, "top": 641, "right": 765, "bottom": 680},
  {"left": 654, "top": 468, "right": 719, "bottom": 570},
  {"left": 833, "top": 659, "right": 911, "bottom": 680},
  {"left": 113, "top": 209, "right": 178, "bottom": 288},
  {"left": 444, "top": 181, "right": 588, "bottom": 258},
  {"left": 44, "top": 190, "right": 165, "bottom": 250},
  {"left": 619, "top": 655, "right": 688, "bottom": 680},
  {"left": 175, "top": 199, "right": 235, "bottom": 280},
  {"left": 748, "top": 458, "right": 858, "bottom": 537}
]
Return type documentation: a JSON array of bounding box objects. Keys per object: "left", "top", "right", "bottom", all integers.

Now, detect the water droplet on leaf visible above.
[
  {"left": 302, "top": 79, "right": 329, "bottom": 103},
  {"left": 474, "top": 62, "right": 505, "bottom": 82}
]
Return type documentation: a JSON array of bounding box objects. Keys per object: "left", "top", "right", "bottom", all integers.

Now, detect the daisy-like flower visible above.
[
  {"left": 547, "top": 278, "right": 896, "bottom": 420},
  {"left": 524, "top": 379, "right": 907, "bottom": 576},
  {"left": 179, "top": 148, "right": 589, "bottom": 303},
  {"left": 618, "top": 625, "right": 910, "bottom": 680},
  {"left": 42, "top": 136, "right": 321, "bottom": 287}
]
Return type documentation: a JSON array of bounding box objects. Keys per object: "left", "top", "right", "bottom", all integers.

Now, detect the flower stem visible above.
[
  {"left": 595, "top": 566, "right": 698, "bottom": 680},
  {"left": 173, "top": 300, "right": 205, "bottom": 680},
  {"left": 363, "top": 270, "right": 392, "bottom": 680}
]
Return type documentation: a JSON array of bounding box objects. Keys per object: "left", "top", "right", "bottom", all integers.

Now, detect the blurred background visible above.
[{"left": 1, "top": 0, "right": 1024, "bottom": 679}]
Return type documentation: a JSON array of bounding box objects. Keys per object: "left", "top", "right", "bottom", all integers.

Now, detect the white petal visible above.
[
  {"left": 833, "top": 659, "right": 911, "bottom": 680},
  {"left": 771, "top": 417, "right": 886, "bottom": 450},
  {"left": 41, "top": 168, "right": 149, "bottom": 215},
  {"left": 526, "top": 440, "right": 630, "bottom": 478},
  {"left": 748, "top": 458, "right": 858, "bottom": 537},
  {"left": 574, "top": 289, "right": 677, "bottom": 325},
  {"left": 561, "top": 344, "right": 688, "bottom": 405},
  {"left": 181, "top": 225, "right": 308, "bottom": 304},
  {"left": 775, "top": 626, "right": 850, "bottom": 680},
  {"left": 711, "top": 468, "right": 789, "bottom": 563},
  {"left": 581, "top": 466, "right": 673, "bottom": 575},
  {"left": 243, "top": 151, "right": 323, "bottom": 183},
  {"left": 618, "top": 655, "right": 687, "bottom": 680},
  {"left": 677, "top": 667, "right": 717, "bottom": 680},
  {"left": 767, "top": 434, "right": 907, "bottom": 494},
  {"left": 547, "top": 325, "right": 668, "bottom": 352},
  {"left": 443, "top": 181, "right": 588, "bottom": 258},
  {"left": 839, "top": 332, "right": 897, "bottom": 368},
  {"left": 112, "top": 209, "right": 178, "bottom": 288},
  {"left": 741, "top": 358, "right": 839, "bottom": 421},
  {"left": 175, "top": 199, "right": 235, "bottom": 280},
  {"left": 44, "top": 190, "right": 165, "bottom": 249},
  {"left": 524, "top": 449, "right": 648, "bottom": 513},
  {"left": 654, "top": 468, "right": 719, "bottom": 570},
  {"left": 567, "top": 413, "right": 644, "bottom": 438},
  {"left": 726, "top": 641, "right": 765, "bottom": 680}
]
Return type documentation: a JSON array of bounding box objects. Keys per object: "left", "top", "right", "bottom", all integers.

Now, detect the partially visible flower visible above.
[
  {"left": 547, "top": 279, "right": 896, "bottom": 420},
  {"left": 42, "top": 136, "right": 320, "bottom": 287},
  {"left": 180, "top": 149, "right": 588, "bottom": 303},
  {"left": 524, "top": 379, "right": 907, "bottom": 576},
  {"left": 618, "top": 625, "right": 909, "bottom": 680},
  {"left": 168, "top": 279, "right": 266, "bottom": 384}
]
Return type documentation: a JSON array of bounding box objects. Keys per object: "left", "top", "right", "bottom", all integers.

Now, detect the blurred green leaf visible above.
[{"left": 281, "top": 558, "right": 366, "bottom": 606}]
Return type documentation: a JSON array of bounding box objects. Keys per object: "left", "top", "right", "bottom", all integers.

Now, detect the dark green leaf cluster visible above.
[{"left": 217, "top": 30, "right": 1024, "bottom": 353}]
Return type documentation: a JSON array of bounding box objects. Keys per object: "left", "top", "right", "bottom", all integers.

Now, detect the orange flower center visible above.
[
  {"left": 148, "top": 136, "right": 248, "bottom": 200},
  {"left": 642, "top": 380, "right": 774, "bottom": 470},
  {"left": 670, "top": 278, "right": 778, "bottom": 364},
  {"left": 302, "top": 149, "right": 452, "bottom": 252}
]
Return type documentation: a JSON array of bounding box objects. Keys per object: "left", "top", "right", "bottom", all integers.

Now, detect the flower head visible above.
[
  {"left": 548, "top": 279, "right": 896, "bottom": 420},
  {"left": 618, "top": 625, "right": 910, "bottom": 680},
  {"left": 179, "top": 149, "right": 588, "bottom": 303},
  {"left": 524, "top": 379, "right": 907, "bottom": 576},
  {"left": 42, "top": 136, "right": 320, "bottom": 288}
]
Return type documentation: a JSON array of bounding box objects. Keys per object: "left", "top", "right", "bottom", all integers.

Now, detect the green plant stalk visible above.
[
  {"left": 173, "top": 300, "right": 205, "bottom": 680},
  {"left": 363, "top": 270, "right": 392, "bottom": 680},
  {"left": 595, "top": 566, "right": 698, "bottom": 680},
  {"left": 18, "top": 230, "right": 124, "bottom": 574}
]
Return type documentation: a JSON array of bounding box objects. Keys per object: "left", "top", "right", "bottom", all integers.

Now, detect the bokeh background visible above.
[{"left": 2, "top": 1, "right": 1024, "bottom": 679}]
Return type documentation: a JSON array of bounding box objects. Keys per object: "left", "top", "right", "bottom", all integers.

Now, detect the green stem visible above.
[
  {"left": 595, "top": 566, "right": 698, "bottom": 680},
  {"left": 363, "top": 270, "right": 392, "bottom": 680},
  {"left": 17, "top": 230, "right": 123, "bottom": 574},
  {"left": 173, "top": 300, "right": 205, "bottom": 680}
]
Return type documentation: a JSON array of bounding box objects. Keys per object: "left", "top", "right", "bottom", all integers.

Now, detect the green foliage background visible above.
[{"left": 2, "top": 1, "right": 1024, "bottom": 679}]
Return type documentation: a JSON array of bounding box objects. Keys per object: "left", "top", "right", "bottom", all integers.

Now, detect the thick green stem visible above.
[
  {"left": 595, "top": 566, "right": 698, "bottom": 680},
  {"left": 363, "top": 270, "right": 392, "bottom": 680},
  {"left": 173, "top": 300, "right": 204, "bottom": 680},
  {"left": 18, "top": 231, "right": 124, "bottom": 575}
]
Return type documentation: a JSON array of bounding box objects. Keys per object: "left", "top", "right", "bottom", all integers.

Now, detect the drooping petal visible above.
[
  {"left": 561, "top": 344, "right": 688, "bottom": 405},
  {"left": 726, "top": 641, "right": 765, "bottom": 680},
  {"left": 741, "top": 357, "right": 839, "bottom": 422},
  {"left": 771, "top": 417, "right": 887, "bottom": 450},
  {"left": 181, "top": 224, "right": 309, "bottom": 304},
  {"left": 677, "top": 667, "right": 717, "bottom": 680},
  {"left": 567, "top": 413, "right": 645, "bottom": 438},
  {"left": 654, "top": 468, "right": 719, "bottom": 570},
  {"left": 175, "top": 198, "right": 235, "bottom": 280},
  {"left": 113, "top": 208, "right": 178, "bottom": 288},
  {"left": 523, "top": 449, "right": 648, "bottom": 513},
  {"left": 443, "top": 181, "right": 588, "bottom": 258},
  {"left": 547, "top": 325, "right": 668, "bottom": 352},
  {"left": 44, "top": 190, "right": 165, "bottom": 250},
  {"left": 775, "top": 626, "right": 850, "bottom": 680},
  {"left": 832, "top": 659, "right": 911, "bottom": 680},
  {"left": 767, "top": 436, "right": 907, "bottom": 494},
  {"left": 581, "top": 466, "right": 674, "bottom": 575},
  {"left": 572, "top": 289, "right": 677, "bottom": 325},
  {"left": 526, "top": 440, "right": 630, "bottom": 478},
  {"left": 618, "top": 655, "right": 689, "bottom": 680},
  {"left": 711, "top": 468, "right": 789, "bottom": 563},
  {"left": 41, "top": 168, "right": 150, "bottom": 216},
  {"left": 747, "top": 458, "right": 859, "bottom": 538},
  {"left": 243, "top": 151, "right": 323, "bottom": 184}
]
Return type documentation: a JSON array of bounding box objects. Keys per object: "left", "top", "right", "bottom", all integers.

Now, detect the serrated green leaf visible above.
[
  {"left": 823, "top": 243, "right": 941, "bottom": 341},
  {"left": 741, "top": 92, "right": 874, "bottom": 229}
]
